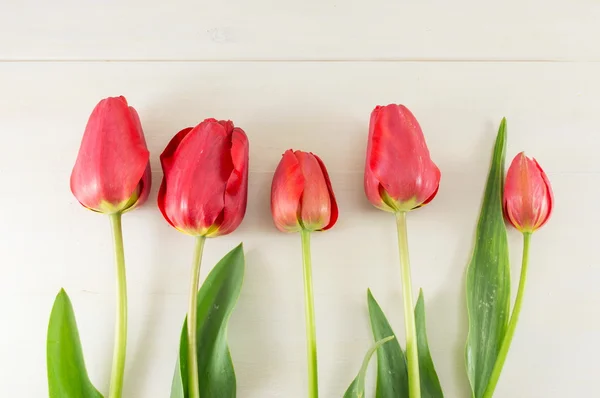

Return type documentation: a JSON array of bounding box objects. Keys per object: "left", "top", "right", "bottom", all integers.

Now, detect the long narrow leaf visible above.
[
  {"left": 465, "top": 119, "right": 511, "bottom": 398},
  {"left": 367, "top": 289, "right": 409, "bottom": 398},
  {"left": 170, "top": 342, "right": 186, "bottom": 398},
  {"left": 343, "top": 336, "right": 395, "bottom": 398},
  {"left": 171, "top": 243, "right": 245, "bottom": 398},
  {"left": 365, "top": 290, "right": 444, "bottom": 397},
  {"left": 47, "top": 289, "right": 103, "bottom": 398},
  {"left": 415, "top": 290, "right": 444, "bottom": 398}
]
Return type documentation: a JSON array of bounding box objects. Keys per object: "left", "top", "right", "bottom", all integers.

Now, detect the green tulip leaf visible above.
[
  {"left": 343, "top": 336, "right": 395, "bottom": 398},
  {"left": 171, "top": 243, "right": 245, "bottom": 398},
  {"left": 465, "top": 119, "right": 511, "bottom": 398},
  {"left": 415, "top": 290, "right": 444, "bottom": 398},
  {"left": 47, "top": 289, "right": 103, "bottom": 398},
  {"left": 364, "top": 290, "right": 444, "bottom": 398},
  {"left": 170, "top": 351, "right": 185, "bottom": 398},
  {"left": 367, "top": 289, "right": 409, "bottom": 398}
]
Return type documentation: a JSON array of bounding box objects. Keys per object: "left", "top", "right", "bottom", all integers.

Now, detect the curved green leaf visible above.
[
  {"left": 365, "top": 290, "right": 444, "bottom": 398},
  {"left": 170, "top": 350, "right": 185, "bottom": 398},
  {"left": 344, "top": 336, "right": 395, "bottom": 398},
  {"left": 367, "top": 290, "right": 409, "bottom": 398},
  {"left": 415, "top": 290, "right": 444, "bottom": 398},
  {"left": 465, "top": 119, "right": 511, "bottom": 398},
  {"left": 171, "top": 243, "right": 245, "bottom": 398},
  {"left": 47, "top": 289, "right": 103, "bottom": 398}
]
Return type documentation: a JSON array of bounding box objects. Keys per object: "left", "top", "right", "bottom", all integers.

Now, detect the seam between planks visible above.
[{"left": 0, "top": 58, "right": 599, "bottom": 63}]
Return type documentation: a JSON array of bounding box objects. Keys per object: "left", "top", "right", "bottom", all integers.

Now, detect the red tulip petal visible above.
[
  {"left": 413, "top": 161, "right": 441, "bottom": 209},
  {"left": 364, "top": 107, "right": 392, "bottom": 211},
  {"left": 271, "top": 150, "right": 304, "bottom": 232},
  {"left": 505, "top": 153, "right": 531, "bottom": 230},
  {"left": 534, "top": 158, "right": 554, "bottom": 229},
  {"left": 526, "top": 156, "right": 550, "bottom": 230},
  {"left": 125, "top": 107, "right": 151, "bottom": 210},
  {"left": 216, "top": 127, "right": 249, "bottom": 236},
  {"left": 368, "top": 104, "right": 440, "bottom": 208},
  {"left": 504, "top": 152, "right": 553, "bottom": 232},
  {"left": 312, "top": 153, "right": 338, "bottom": 230},
  {"left": 158, "top": 127, "right": 193, "bottom": 227},
  {"left": 159, "top": 127, "right": 194, "bottom": 177},
  {"left": 136, "top": 164, "right": 152, "bottom": 208},
  {"left": 70, "top": 96, "right": 150, "bottom": 211},
  {"left": 217, "top": 119, "right": 235, "bottom": 133},
  {"left": 364, "top": 107, "right": 398, "bottom": 212},
  {"left": 162, "top": 120, "right": 233, "bottom": 234},
  {"left": 129, "top": 107, "right": 148, "bottom": 146},
  {"left": 157, "top": 181, "right": 174, "bottom": 227},
  {"left": 296, "top": 151, "right": 331, "bottom": 231}
]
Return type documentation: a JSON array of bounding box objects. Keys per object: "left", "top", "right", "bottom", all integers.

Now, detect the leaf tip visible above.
[
  {"left": 55, "top": 288, "right": 70, "bottom": 304},
  {"left": 498, "top": 117, "right": 507, "bottom": 140},
  {"left": 382, "top": 335, "right": 395, "bottom": 343}
]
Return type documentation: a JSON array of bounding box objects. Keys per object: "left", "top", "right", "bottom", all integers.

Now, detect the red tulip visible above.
[
  {"left": 504, "top": 152, "right": 553, "bottom": 233},
  {"left": 271, "top": 150, "right": 338, "bottom": 232},
  {"left": 158, "top": 118, "right": 249, "bottom": 237},
  {"left": 364, "top": 104, "right": 441, "bottom": 212},
  {"left": 70, "top": 96, "right": 151, "bottom": 214}
]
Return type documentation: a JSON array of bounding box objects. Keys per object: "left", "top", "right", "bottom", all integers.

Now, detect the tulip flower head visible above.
[
  {"left": 158, "top": 118, "right": 249, "bottom": 237},
  {"left": 503, "top": 152, "right": 553, "bottom": 233},
  {"left": 271, "top": 150, "right": 338, "bottom": 232},
  {"left": 70, "top": 96, "right": 151, "bottom": 214},
  {"left": 364, "top": 104, "right": 441, "bottom": 212}
]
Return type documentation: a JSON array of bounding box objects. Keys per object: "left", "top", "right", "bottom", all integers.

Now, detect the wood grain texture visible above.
[{"left": 1, "top": 1, "right": 600, "bottom": 61}]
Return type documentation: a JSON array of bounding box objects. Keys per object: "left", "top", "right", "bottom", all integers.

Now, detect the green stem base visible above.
[
  {"left": 187, "top": 236, "right": 206, "bottom": 398},
  {"left": 395, "top": 211, "right": 421, "bottom": 398},
  {"left": 301, "top": 230, "right": 319, "bottom": 398},
  {"left": 108, "top": 213, "right": 127, "bottom": 398}
]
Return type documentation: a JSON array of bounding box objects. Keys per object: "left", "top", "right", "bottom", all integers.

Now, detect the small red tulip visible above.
[
  {"left": 70, "top": 96, "right": 151, "bottom": 214},
  {"left": 158, "top": 118, "right": 249, "bottom": 237},
  {"left": 364, "top": 104, "right": 441, "bottom": 212},
  {"left": 503, "top": 152, "right": 553, "bottom": 233},
  {"left": 271, "top": 150, "right": 338, "bottom": 232}
]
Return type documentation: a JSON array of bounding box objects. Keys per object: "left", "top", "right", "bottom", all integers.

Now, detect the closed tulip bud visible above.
[
  {"left": 158, "top": 118, "right": 249, "bottom": 237},
  {"left": 364, "top": 104, "right": 441, "bottom": 212},
  {"left": 271, "top": 150, "right": 338, "bottom": 232},
  {"left": 504, "top": 152, "right": 553, "bottom": 233},
  {"left": 70, "top": 96, "right": 151, "bottom": 214}
]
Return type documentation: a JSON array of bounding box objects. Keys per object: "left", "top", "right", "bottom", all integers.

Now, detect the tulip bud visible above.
[
  {"left": 271, "top": 150, "right": 338, "bottom": 232},
  {"left": 503, "top": 152, "right": 553, "bottom": 233},
  {"left": 364, "top": 104, "right": 441, "bottom": 212},
  {"left": 158, "top": 118, "right": 249, "bottom": 237},
  {"left": 70, "top": 96, "right": 151, "bottom": 214}
]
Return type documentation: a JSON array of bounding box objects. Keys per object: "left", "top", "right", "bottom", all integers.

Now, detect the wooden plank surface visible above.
[
  {"left": 0, "top": 61, "right": 598, "bottom": 397},
  {"left": 1, "top": 1, "right": 599, "bottom": 60},
  {"left": 0, "top": 61, "right": 598, "bottom": 174}
]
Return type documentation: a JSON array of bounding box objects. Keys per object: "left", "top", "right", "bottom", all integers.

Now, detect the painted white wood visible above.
[
  {"left": 0, "top": 61, "right": 598, "bottom": 397},
  {"left": 1, "top": 1, "right": 600, "bottom": 61}
]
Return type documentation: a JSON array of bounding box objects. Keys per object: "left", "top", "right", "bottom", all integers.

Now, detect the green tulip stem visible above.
[
  {"left": 300, "top": 230, "right": 319, "bottom": 398},
  {"left": 483, "top": 232, "right": 532, "bottom": 398},
  {"left": 395, "top": 211, "right": 421, "bottom": 398},
  {"left": 108, "top": 213, "right": 127, "bottom": 398},
  {"left": 188, "top": 235, "right": 207, "bottom": 398}
]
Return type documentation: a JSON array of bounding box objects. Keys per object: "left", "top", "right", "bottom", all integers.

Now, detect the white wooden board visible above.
[
  {"left": 1, "top": 1, "right": 600, "bottom": 61},
  {"left": 0, "top": 61, "right": 598, "bottom": 397},
  {"left": 1, "top": 0, "right": 600, "bottom": 396}
]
